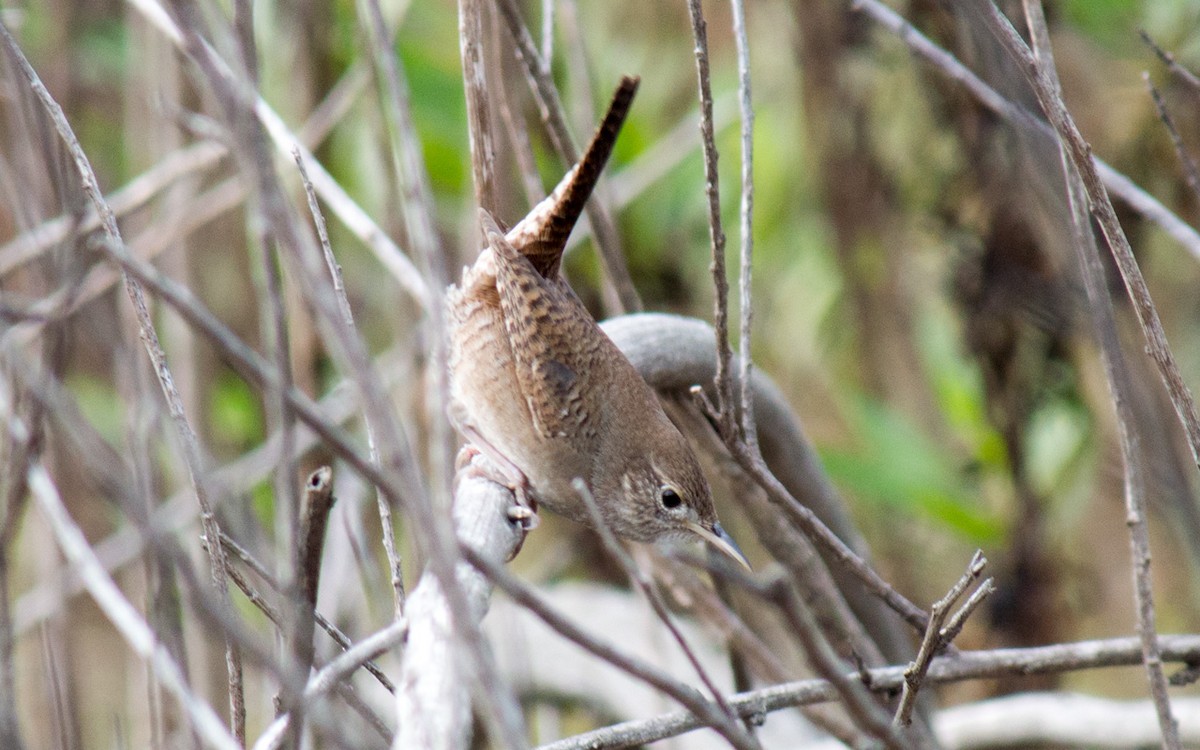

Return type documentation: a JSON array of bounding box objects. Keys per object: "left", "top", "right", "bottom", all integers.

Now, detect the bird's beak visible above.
[{"left": 687, "top": 521, "right": 751, "bottom": 571}]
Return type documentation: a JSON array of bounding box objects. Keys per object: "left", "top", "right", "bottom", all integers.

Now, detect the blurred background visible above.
[{"left": 2, "top": 0, "right": 1200, "bottom": 746}]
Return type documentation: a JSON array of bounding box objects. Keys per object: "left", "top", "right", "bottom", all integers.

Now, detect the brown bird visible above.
[{"left": 447, "top": 76, "right": 747, "bottom": 568}]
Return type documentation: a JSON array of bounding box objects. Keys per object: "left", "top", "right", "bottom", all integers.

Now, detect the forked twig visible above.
[{"left": 894, "top": 551, "right": 992, "bottom": 727}]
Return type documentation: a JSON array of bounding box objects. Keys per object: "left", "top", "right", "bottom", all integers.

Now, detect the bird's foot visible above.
[{"left": 455, "top": 443, "right": 540, "bottom": 540}]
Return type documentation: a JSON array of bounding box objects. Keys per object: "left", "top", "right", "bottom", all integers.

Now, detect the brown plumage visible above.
[{"left": 447, "top": 77, "right": 746, "bottom": 565}]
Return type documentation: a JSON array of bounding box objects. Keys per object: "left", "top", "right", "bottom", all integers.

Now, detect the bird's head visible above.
[{"left": 595, "top": 418, "right": 750, "bottom": 570}]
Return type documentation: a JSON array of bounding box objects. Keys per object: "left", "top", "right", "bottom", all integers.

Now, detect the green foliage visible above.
[
  {"left": 68, "top": 374, "right": 123, "bottom": 447},
  {"left": 209, "top": 372, "right": 263, "bottom": 452},
  {"left": 821, "top": 393, "right": 1005, "bottom": 545}
]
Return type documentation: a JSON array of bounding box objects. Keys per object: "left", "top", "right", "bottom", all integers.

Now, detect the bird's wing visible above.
[{"left": 482, "top": 214, "right": 605, "bottom": 442}]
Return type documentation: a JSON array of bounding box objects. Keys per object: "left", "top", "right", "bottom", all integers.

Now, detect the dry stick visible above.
[
  {"left": 1141, "top": 30, "right": 1200, "bottom": 95},
  {"left": 543, "top": 632, "right": 1200, "bottom": 750},
  {"left": 605, "top": 311, "right": 928, "bottom": 642},
  {"left": 937, "top": 577, "right": 992, "bottom": 655},
  {"left": 729, "top": 0, "right": 757, "bottom": 448},
  {"left": 571, "top": 480, "right": 752, "bottom": 743},
  {"left": 494, "top": 0, "right": 642, "bottom": 315},
  {"left": 1144, "top": 76, "right": 1200, "bottom": 208},
  {"left": 222, "top": 549, "right": 391, "bottom": 741},
  {"left": 377, "top": 3, "right": 533, "bottom": 743},
  {"left": 457, "top": 0, "right": 499, "bottom": 211},
  {"left": 494, "top": 40, "right": 545, "bottom": 208},
  {"left": 125, "top": 0, "right": 431, "bottom": 309},
  {"left": 540, "top": 0, "right": 553, "bottom": 61},
  {"left": 364, "top": 0, "right": 457, "bottom": 614},
  {"left": 0, "top": 388, "right": 34, "bottom": 750},
  {"left": 687, "top": 553, "right": 909, "bottom": 749},
  {"left": 0, "top": 55, "right": 370, "bottom": 281},
  {"left": 772, "top": 576, "right": 911, "bottom": 750},
  {"left": 294, "top": 148, "right": 406, "bottom": 618},
  {"left": 557, "top": 0, "right": 598, "bottom": 139},
  {"left": 462, "top": 546, "right": 762, "bottom": 750},
  {"left": 0, "top": 353, "right": 364, "bottom": 750},
  {"left": 12, "top": 353, "right": 386, "bottom": 639},
  {"left": 281, "top": 467, "right": 338, "bottom": 742},
  {"left": 0, "top": 141, "right": 226, "bottom": 276},
  {"left": 984, "top": 3, "right": 1181, "bottom": 746},
  {"left": 663, "top": 393, "right": 892, "bottom": 665},
  {"left": 692, "top": 391, "right": 930, "bottom": 633},
  {"left": 219, "top": 530, "right": 395, "bottom": 693},
  {"left": 0, "top": 20, "right": 249, "bottom": 742},
  {"left": 96, "top": 223, "right": 522, "bottom": 748},
  {"left": 299, "top": 467, "right": 336, "bottom": 610},
  {"left": 95, "top": 236, "right": 404, "bottom": 515},
  {"left": 252, "top": 197, "right": 307, "bottom": 745},
  {"left": 849, "top": 0, "right": 1200, "bottom": 264},
  {"left": 255, "top": 617, "right": 408, "bottom": 749},
  {"left": 657, "top": 560, "right": 862, "bottom": 745},
  {"left": 606, "top": 93, "right": 737, "bottom": 212},
  {"left": 173, "top": 15, "right": 527, "bottom": 750},
  {"left": 893, "top": 551, "right": 991, "bottom": 728},
  {"left": 684, "top": 0, "right": 737, "bottom": 444},
  {"left": 13, "top": 455, "right": 239, "bottom": 750}
]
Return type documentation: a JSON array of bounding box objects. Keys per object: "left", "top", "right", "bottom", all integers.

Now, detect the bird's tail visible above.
[{"left": 505, "top": 75, "right": 639, "bottom": 278}]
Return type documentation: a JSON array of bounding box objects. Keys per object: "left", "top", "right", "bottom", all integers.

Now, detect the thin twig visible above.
[
  {"left": 690, "top": 394, "right": 929, "bottom": 633},
  {"left": 18, "top": 459, "right": 239, "bottom": 750},
  {"left": 220, "top": 530, "right": 395, "bottom": 693},
  {"left": 251, "top": 189, "right": 305, "bottom": 743},
  {"left": 457, "top": 0, "right": 499, "bottom": 211},
  {"left": 730, "top": 0, "right": 757, "bottom": 449},
  {"left": 363, "top": 0, "right": 457, "bottom": 612},
  {"left": 293, "top": 147, "right": 406, "bottom": 618},
  {"left": 0, "top": 350, "right": 371, "bottom": 747},
  {"left": 494, "top": 0, "right": 642, "bottom": 315},
  {"left": 849, "top": 0, "right": 1200, "bottom": 263},
  {"left": 685, "top": 0, "right": 736, "bottom": 443},
  {"left": 771, "top": 576, "right": 911, "bottom": 750},
  {"left": 536, "top": 634, "right": 1200, "bottom": 750},
  {"left": 299, "top": 466, "right": 337, "bottom": 607},
  {"left": 1144, "top": 75, "right": 1200, "bottom": 208},
  {"left": 254, "top": 618, "right": 408, "bottom": 749},
  {"left": 989, "top": 2, "right": 1180, "bottom": 745},
  {"left": 571, "top": 480, "right": 749, "bottom": 738},
  {"left": 125, "top": 0, "right": 431, "bottom": 309},
  {"left": 462, "top": 545, "right": 761, "bottom": 750},
  {"left": 0, "top": 20, "right": 249, "bottom": 741},
  {"left": 283, "top": 466, "right": 337, "bottom": 739},
  {"left": 894, "top": 551, "right": 990, "bottom": 727},
  {"left": 1140, "top": 30, "right": 1200, "bottom": 95}
]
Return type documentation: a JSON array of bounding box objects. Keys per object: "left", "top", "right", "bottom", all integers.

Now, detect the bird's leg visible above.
[{"left": 455, "top": 427, "right": 540, "bottom": 534}]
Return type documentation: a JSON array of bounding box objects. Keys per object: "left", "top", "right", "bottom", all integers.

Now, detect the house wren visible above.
[{"left": 447, "top": 76, "right": 748, "bottom": 568}]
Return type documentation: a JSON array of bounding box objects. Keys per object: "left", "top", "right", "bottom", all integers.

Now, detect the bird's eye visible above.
[{"left": 660, "top": 487, "right": 682, "bottom": 510}]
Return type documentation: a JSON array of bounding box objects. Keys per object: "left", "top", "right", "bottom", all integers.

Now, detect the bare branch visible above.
[
  {"left": 728, "top": 0, "right": 757, "bottom": 449},
  {"left": 1144, "top": 75, "right": 1200, "bottom": 209},
  {"left": 494, "top": 0, "right": 642, "bottom": 315},
  {"left": 17, "top": 457, "right": 238, "bottom": 750},
  {"left": 981, "top": 1, "right": 1180, "bottom": 745},
  {"left": 849, "top": 0, "right": 1200, "bottom": 263},
  {"left": 684, "top": 0, "right": 736, "bottom": 443},
  {"left": 0, "top": 19, "right": 249, "bottom": 738},
  {"left": 571, "top": 480, "right": 755, "bottom": 748},
  {"left": 537, "top": 634, "right": 1200, "bottom": 750},
  {"left": 294, "top": 146, "right": 407, "bottom": 618},
  {"left": 395, "top": 470, "right": 528, "bottom": 750},
  {"left": 894, "top": 551, "right": 991, "bottom": 727}
]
